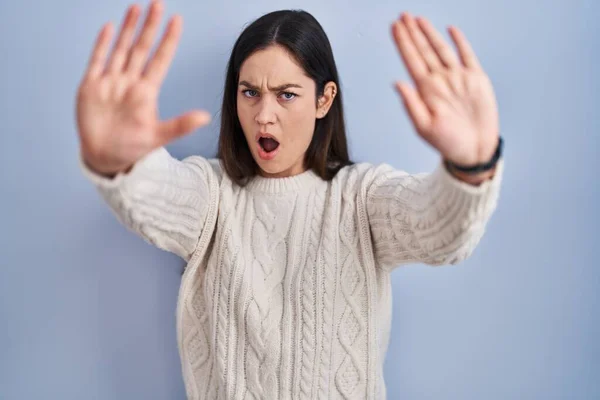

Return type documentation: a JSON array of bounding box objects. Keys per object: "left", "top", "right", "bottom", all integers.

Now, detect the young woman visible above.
[{"left": 77, "top": 1, "right": 504, "bottom": 398}]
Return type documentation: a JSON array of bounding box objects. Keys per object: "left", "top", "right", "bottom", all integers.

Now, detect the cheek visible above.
[
  {"left": 285, "top": 103, "right": 317, "bottom": 147},
  {"left": 236, "top": 100, "right": 254, "bottom": 140},
  {"left": 236, "top": 98, "right": 246, "bottom": 124}
]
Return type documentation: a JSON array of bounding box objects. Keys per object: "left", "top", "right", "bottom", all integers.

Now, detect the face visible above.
[{"left": 237, "top": 45, "right": 336, "bottom": 178}]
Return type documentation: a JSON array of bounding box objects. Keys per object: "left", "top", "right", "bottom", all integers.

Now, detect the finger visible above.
[
  {"left": 392, "top": 19, "right": 428, "bottom": 81},
  {"left": 416, "top": 17, "right": 460, "bottom": 68},
  {"left": 448, "top": 26, "right": 482, "bottom": 70},
  {"left": 157, "top": 110, "right": 212, "bottom": 143},
  {"left": 395, "top": 81, "right": 431, "bottom": 133},
  {"left": 125, "top": 0, "right": 164, "bottom": 76},
  {"left": 144, "top": 15, "right": 182, "bottom": 85},
  {"left": 106, "top": 5, "right": 142, "bottom": 74},
  {"left": 401, "top": 13, "right": 443, "bottom": 72},
  {"left": 84, "top": 23, "right": 114, "bottom": 80}
]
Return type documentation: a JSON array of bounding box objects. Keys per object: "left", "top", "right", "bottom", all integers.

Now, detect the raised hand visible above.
[
  {"left": 76, "top": 0, "right": 211, "bottom": 176},
  {"left": 392, "top": 13, "right": 499, "bottom": 170}
]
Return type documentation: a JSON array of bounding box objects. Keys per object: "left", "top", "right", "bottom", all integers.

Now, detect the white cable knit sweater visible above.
[{"left": 80, "top": 147, "right": 503, "bottom": 400}]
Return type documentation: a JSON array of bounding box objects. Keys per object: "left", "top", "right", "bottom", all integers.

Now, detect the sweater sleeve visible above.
[
  {"left": 365, "top": 158, "right": 504, "bottom": 271},
  {"left": 79, "top": 147, "right": 220, "bottom": 262}
]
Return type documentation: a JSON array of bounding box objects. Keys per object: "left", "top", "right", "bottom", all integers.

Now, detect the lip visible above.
[
  {"left": 255, "top": 132, "right": 281, "bottom": 161},
  {"left": 255, "top": 132, "right": 280, "bottom": 142},
  {"left": 256, "top": 141, "right": 280, "bottom": 160}
]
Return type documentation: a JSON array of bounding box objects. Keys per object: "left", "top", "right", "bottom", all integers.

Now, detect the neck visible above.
[{"left": 258, "top": 161, "right": 306, "bottom": 178}]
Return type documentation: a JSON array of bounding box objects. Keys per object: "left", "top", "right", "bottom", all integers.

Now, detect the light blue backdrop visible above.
[{"left": 1, "top": 0, "right": 598, "bottom": 399}]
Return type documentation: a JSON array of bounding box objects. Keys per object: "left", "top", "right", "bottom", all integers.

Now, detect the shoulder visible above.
[
  {"left": 206, "top": 158, "right": 224, "bottom": 180},
  {"left": 332, "top": 162, "right": 434, "bottom": 202},
  {"left": 181, "top": 155, "right": 224, "bottom": 182},
  {"left": 333, "top": 162, "right": 402, "bottom": 190}
]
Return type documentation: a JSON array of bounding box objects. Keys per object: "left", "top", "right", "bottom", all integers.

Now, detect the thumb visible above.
[{"left": 157, "top": 110, "right": 212, "bottom": 144}]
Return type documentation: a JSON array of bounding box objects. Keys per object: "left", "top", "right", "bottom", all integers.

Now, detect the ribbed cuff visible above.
[
  {"left": 79, "top": 147, "right": 170, "bottom": 189},
  {"left": 435, "top": 157, "right": 504, "bottom": 197}
]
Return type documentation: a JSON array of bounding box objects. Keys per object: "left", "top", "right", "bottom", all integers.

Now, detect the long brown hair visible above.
[{"left": 217, "top": 10, "right": 353, "bottom": 186}]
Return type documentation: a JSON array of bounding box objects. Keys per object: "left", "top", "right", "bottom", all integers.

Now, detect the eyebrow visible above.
[{"left": 239, "top": 80, "right": 303, "bottom": 92}]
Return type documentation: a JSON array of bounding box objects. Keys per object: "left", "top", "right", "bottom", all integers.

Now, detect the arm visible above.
[
  {"left": 366, "top": 12, "right": 506, "bottom": 270},
  {"left": 366, "top": 158, "right": 503, "bottom": 271},
  {"left": 80, "top": 147, "right": 220, "bottom": 262},
  {"left": 75, "top": 3, "right": 218, "bottom": 262}
]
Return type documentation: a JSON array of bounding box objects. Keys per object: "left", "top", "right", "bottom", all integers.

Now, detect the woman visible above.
[{"left": 77, "top": 1, "right": 504, "bottom": 398}]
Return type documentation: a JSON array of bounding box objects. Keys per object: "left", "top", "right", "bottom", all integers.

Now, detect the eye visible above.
[
  {"left": 280, "top": 92, "right": 297, "bottom": 101},
  {"left": 241, "top": 89, "right": 297, "bottom": 101},
  {"left": 242, "top": 89, "right": 258, "bottom": 98}
]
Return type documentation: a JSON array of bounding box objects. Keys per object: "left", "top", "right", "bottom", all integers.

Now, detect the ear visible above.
[{"left": 316, "top": 81, "right": 337, "bottom": 119}]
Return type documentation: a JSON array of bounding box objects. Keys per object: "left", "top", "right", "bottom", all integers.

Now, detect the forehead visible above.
[{"left": 239, "top": 45, "right": 311, "bottom": 85}]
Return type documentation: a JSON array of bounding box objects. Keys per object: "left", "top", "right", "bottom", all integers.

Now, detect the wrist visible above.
[
  {"left": 444, "top": 136, "right": 503, "bottom": 180},
  {"left": 81, "top": 152, "right": 133, "bottom": 179},
  {"left": 445, "top": 162, "right": 497, "bottom": 186}
]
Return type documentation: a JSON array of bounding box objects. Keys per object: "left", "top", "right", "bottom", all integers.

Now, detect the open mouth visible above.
[{"left": 258, "top": 137, "right": 280, "bottom": 153}]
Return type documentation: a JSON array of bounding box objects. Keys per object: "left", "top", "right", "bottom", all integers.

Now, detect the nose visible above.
[{"left": 254, "top": 96, "right": 277, "bottom": 126}]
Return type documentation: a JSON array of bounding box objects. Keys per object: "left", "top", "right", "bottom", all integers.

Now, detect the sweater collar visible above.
[{"left": 246, "top": 168, "right": 322, "bottom": 194}]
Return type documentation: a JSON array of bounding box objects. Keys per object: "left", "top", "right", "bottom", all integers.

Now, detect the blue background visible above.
[{"left": 1, "top": 0, "right": 598, "bottom": 398}]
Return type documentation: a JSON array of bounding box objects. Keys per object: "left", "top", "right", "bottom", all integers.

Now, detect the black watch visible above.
[{"left": 445, "top": 136, "right": 504, "bottom": 175}]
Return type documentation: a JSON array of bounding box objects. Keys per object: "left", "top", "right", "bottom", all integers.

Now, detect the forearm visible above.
[
  {"left": 368, "top": 159, "right": 504, "bottom": 270},
  {"left": 80, "top": 147, "right": 217, "bottom": 261}
]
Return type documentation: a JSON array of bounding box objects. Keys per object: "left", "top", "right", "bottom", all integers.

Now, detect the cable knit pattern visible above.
[
  {"left": 316, "top": 183, "right": 339, "bottom": 400},
  {"left": 335, "top": 169, "right": 368, "bottom": 399},
  {"left": 298, "top": 190, "right": 325, "bottom": 399},
  {"left": 81, "top": 146, "right": 504, "bottom": 399}
]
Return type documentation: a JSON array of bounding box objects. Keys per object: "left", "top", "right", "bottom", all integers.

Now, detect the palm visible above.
[
  {"left": 78, "top": 81, "right": 159, "bottom": 166},
  {"left": 77, "top": 1, "right": 210, "bottom": 175},
  {"left": 392, "top": 13, "right": 500, "bottom": 166},
  {"left": 425, "top": 71, "right": 499, "bottom": 164}
]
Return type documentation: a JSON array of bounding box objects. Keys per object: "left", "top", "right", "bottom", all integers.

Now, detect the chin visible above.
[
  {"left": 255, "top": 159, "right": 289, "bottom": 177},
  {"left": 253, "top": 155, "right": 301, "bottom": 178}
]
